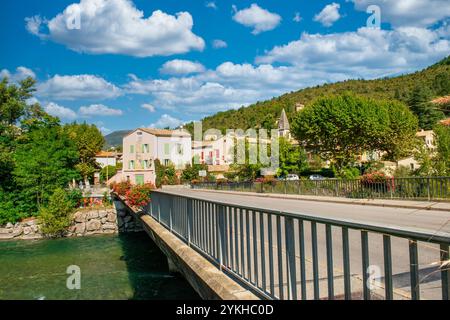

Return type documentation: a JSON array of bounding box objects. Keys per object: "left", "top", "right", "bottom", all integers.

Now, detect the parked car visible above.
[
  {"left": 286, "top": 174, "right": 300, "bottom": 181},
  {"left": 309, "top": 174, "right": 325, "bottom": 181}
]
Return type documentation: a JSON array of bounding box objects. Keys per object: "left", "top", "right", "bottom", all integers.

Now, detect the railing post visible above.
[
  {"left": 427, "top": 177, "right": 431, "bottom": 201},
  {"left": 285, "top": 216, "right": 297, "bottom": 300},
  {"left": 441, "top": 244, "right": 450, "bottom": 300},
  {"left": 187, "top": 198, "right": 192, "bottom": 246},
  {"left": 169, "top": 196, "right": 173, "bottom": 231}
]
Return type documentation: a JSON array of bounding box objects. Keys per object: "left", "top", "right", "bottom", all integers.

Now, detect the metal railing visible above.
[
  {"left": 192, "top": 177, "right": 450, "bottom": 201},
  {"left": 148, "top": 190, "right": 450, "bottom": 300}
]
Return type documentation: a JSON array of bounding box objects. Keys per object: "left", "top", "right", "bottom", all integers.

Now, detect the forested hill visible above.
[
  {"left": 104, "top": 130, "right": 131, "bottom": 149},
  {"left": 185, "top": 55, "right": 450, "bottom": 134}
]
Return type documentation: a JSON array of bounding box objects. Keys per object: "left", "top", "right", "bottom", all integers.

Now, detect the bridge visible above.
[{"left": 114, "top": 188, "right": 450, "bottom": 300}]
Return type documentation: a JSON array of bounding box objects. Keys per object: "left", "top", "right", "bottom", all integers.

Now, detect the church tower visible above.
[{"left": 278, "top": 108, "right": 291, "bottom": 139}]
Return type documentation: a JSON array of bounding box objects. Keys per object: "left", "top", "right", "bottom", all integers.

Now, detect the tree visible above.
[
  {"left": 409, "top": 86, "right": 444, "bottom": 130},
  {"left": 434, "top": 72, "right": 450, "bottom": 96},
  {"left": 433, "top": 124, "right": 450, "bottom": 175},
  {"left": 292, "top": 93, "right": 418, "bottom": 172},
  {"left": 181, "top": 161, "right": 208, "bottom": 182},
  {"left": 13, "top": 121, "right": 80, "bottom": 212},
  {"left": 64, "top": 122, "right": 105, "bottom": 183},
  {"left": 276, "top": 137, "right": 308, "bottom": 177},
  {"left": 100, "top": 165, "right": 117, "bottom": 182},
  {"left": 38, "top": 188, "right": 75, "bottom": 237}
]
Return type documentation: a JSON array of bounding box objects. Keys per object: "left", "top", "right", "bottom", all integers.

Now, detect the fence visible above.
[
  {"left": 192, "top": 177, "right": 450, "bottom": 201},
  {"left": 148, "top": 190, "right": 450, "bottom": 300}
]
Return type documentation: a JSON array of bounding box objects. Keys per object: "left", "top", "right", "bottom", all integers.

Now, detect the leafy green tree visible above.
[
  {"left": 181, "top": 161, "right": 208, "bottom": 182},
  {"left": 64, "top": 122, "right": 105, "bottom": 183},
  {"left": 292, "top": 93, "right": 418, "bottom": 172},
  {"left": 38, "top": 188, "right": 75, "bottom": 237},
  {"left": 409, "top": 86, "right": 444, "bottom": 130},
  {"left": 13, "top": 122, "right": 80, "bottom": 212},
  {"left": 0, "top": 77, "right": 37, "bottom": 190},
  {"left": 100, "top": 165, "right": 117, "bottom": 182},
  {"left": 434, "top": 72, "right": 450, "bottom": 96},
  {"left": 276, "top": 137, "right": 308, "bottom": 177},
  {"left": 433, "top": 124, "right": 450, "bottom": 175}
]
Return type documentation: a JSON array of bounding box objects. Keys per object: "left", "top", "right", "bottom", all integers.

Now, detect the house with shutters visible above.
[{"left": 111, "top": 128, "right": 191, "bottom": 185}]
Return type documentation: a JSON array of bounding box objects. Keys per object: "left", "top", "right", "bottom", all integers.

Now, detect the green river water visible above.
[{"left": 0, "top": 232, "right": 200, "bottom": 300}]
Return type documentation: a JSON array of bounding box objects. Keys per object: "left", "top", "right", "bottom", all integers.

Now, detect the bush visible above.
[
  {"left": 67, "top": 189, "right": 83, "bottom": 208},
  {"left": 0, "top": 192, "right": 21, "bottom": 225},
  {"left": 336, "top": 167, "right": 360, "bottom": 179},
  {"left": 125, "top": 183, "right": 155, "bottom": 207},
  {"left": 38, "top": 188, "right": 75, "bottom": 237}
]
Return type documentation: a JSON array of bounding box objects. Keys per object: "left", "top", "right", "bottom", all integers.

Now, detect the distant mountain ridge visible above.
[{"left": 104, "top": 130, "right": 131, "bottom": 149}]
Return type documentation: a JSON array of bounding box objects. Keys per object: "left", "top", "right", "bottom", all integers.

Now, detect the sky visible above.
[{"left": 1, "top": 0, "right": 449, "bottom": 134}]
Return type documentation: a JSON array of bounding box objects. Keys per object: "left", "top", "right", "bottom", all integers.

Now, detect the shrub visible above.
[
  {"left": 38, "top": 188, "right": 75, "bottom": 237},
  {"left": 125, "top": 183, "right": 155, "bottom": 207},
  {"left": 0, "top": 192, "right": 21, "bottom": 225},
  {"left": 67, "top": 189, "right": 83, "bottom": 208}
]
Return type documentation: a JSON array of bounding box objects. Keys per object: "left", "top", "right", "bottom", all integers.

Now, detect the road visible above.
[{"left": 157, "top": 189, "right": 450, "bottom": 300}]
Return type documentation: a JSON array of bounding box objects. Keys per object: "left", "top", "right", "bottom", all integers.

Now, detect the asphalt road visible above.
[{"left": 158, "top": 189, "right": 450, "bottom": 300}]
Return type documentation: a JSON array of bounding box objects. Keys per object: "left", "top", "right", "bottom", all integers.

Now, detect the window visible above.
[
  {"left": 177, "top": 143, "right": 183, "bottom": 155},
  {"left": 143, "top": 160, "right": 149, "bottom": 169},
  {"left": 164, "top": 159, "right": 170, "bottom": 166},
  {"left": 164, "top": 143, "right": 170, "bottom": 155},
  {"left": 130, "top": 145, "right": 134, "bottom": 153},
  {"left": 135, "top": 175, "right": 144, "bottom": 185},
  {"left": 143, "top": 144, "right": 149, "bottom": 153},
  {"left": 410, "top": 163, "right": 415, "bottom": 170},
  {"left": 129, "top": 160, "right": 134, "bottom": 170}
]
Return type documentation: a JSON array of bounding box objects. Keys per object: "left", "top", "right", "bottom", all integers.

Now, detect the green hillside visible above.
[
  {"left": 104, "top": 130, "right": 131, "bottom": 149},
  {"left": 185, "top": 55, "right": 450, "bottom": 134}
]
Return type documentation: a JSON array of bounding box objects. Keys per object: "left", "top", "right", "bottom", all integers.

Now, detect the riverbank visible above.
[{"left": 0, "top": 201, "right": 141, "bottom": 240}]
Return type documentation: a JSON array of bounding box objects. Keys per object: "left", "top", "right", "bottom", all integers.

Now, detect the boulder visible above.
[
  {"left": 86, "top": 211, "right": 99, "bottom": 220},
  {"left": 106, "top": 212, "right": 116, "bottom": 223},
  {"left": 0, "top": 228, "right": 11, "bottom": 234},
  {"left": 86, "top": 219, "right": 101, "bottom": 231},
  {"left": 98, "top": 210, "right": 108, "bottom": 218},
  {"left": 12, "top": 225, "right": 23, "bottom": 237},
  {"left": 26, "top": 220, "right": 37, "bottom": 226},
  {"left": 6, "top": 222, "right": 13, "bottom": 229},
  {"left": 23, "top": 227, "right": 32, "bottom": 235},
  {"left": 75, "top": 222, "right": 86, "bottom": 234},
  {"left": 73, "top": 212, "right": 86, "bottom": 223},
  {"left": 101, "top": 217, "right": 107, "bottom": 224},
  {"left": 102, "top": 223, "right": 117, "bottom": 231},
  {"left": 0, "top": 233, "right": 14, "bottom": 239}
]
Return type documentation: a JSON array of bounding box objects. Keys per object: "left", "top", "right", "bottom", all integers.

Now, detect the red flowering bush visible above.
[
  {"left": 360, "top": 171, "right": 394, "bottom": 190},
  {"left": 125, "top": 183, "right": 155, "bottom": 207},
  {"left": 112, "top": 181, "right": 131, "bottom": 196}
]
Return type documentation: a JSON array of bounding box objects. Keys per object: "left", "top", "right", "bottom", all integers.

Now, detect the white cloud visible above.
[
  {"left": 256, "top": 27, "right": 450, "bottom": 78},
  {"left": 212, "top": 39, "right": 228, "bottom": 49},
  {"left": 314, "top": 3, "right": 341, "bottom": 27},
  {"left": 37, "top": 74, "right": 121, "bottom": 100},
  {"left": 352, "top": 0, "right": 450, "bottom": 28},
  {"left": 26, "top": 0, "right": 205, "bottom": 57},
  {"left": 44, "top": 102, "right": 77, "bottom": 120},
  {"left": 150, "top": 114, "right": 184, "bottom": 129},
  {"left": 160, "top": 59, "right": 206, "bottom": 75},
  {"left": 79, "top": 104, "right": 123, "bottom": 116},
  {"left": 205, "top": 1, "right": 217, "bottom": 10},
  {"left": 293, "top": 12, "right": 302, "bottom": 23},
  {"left": 141, "top": 103, "right": 156, "bottom": 112},
  {"left": 232, "top": 3, "right": 281, "bottom": 34},
  {"left": 0, "top": 66, "right": 36, "bottom": 82}
]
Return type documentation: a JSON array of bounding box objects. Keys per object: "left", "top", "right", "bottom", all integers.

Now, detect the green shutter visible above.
[{"left": 164, "top": 143, "right": 170, "bottom": 155}]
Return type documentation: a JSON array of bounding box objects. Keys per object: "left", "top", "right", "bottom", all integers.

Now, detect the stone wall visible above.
[{"left": 0, "top": 201, "right": 142, "bottom": 240}]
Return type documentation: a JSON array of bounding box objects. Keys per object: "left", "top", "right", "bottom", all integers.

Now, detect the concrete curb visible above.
[{"left": 194, "top": 189, "right": 450, "bottom": 212}]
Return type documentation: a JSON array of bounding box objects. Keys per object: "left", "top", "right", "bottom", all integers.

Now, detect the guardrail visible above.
[
  {"left": 192, "top": 176, "right": 450, "bottom": 201},
  {"left": 148, "top": 190, "right": 450, "bottom": 300}
]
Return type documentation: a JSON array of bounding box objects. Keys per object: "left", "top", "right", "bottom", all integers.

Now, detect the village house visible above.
[
  {"left": 109, "top": 128, "right": 191, "bottom": 185},
  {"left": 95, "top": 151, "right": 122, "bottom": 168}
]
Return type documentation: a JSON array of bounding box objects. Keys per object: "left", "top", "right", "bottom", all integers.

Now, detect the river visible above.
[{"left": 0, "top": 232, "right": 200, "bottom": 300}]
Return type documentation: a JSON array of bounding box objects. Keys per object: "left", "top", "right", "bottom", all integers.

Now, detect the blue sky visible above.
[{"left": 1, "top": 0, "right": 449, "bottom": 134}]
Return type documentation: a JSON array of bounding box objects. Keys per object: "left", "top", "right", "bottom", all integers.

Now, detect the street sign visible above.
[{"left": 199, "top": 170, "right": 207, "bottom": 177}]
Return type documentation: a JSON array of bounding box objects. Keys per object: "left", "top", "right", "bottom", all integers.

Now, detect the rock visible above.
[
  {"left": 26, "top": 220, "right": 37, "bottom": 226},
  {"left": 68, "top": 225, "right": 76, "bottom": 233},
  {"left": 86, "top": 219, "right": 101, "bottom": 231},
  {"left": 102, "top": 222, "right": 117, "bottom": 231},
  {"left": 102, "top": 229, "right": 116, "bottom": 234},
  {"left": 107, "top": 213, "right": 116, "bottom": 223},
  {"left": 6, "top": 222, "right": 13, "bottom": 229},
  {"left": 21, "top": 234, "right": 42, "bottom": 240},
  {"left": 75, "top": 222, "right": 86, "bottom": 234},
  {"left": 74, "top": 212, "right": 86, "bottom": 223},
  {"left": 31, "top": 225, "right": 39, "bottom": 233},
  {"left": 12, "top": 225, "right": 23, "bottom": 237},
  {"left": 101, "top": 217, "right": 107, "bottom": 224},
  {"left": 23, "top": 227, "right": 32, "bottom": 235},
  {"left": 0, "top": 233, "right": 14, "bottom": 239},
  {"left": 99, "top": 211, "right": 108, "bottom": 218},
  {"left": 86, "top": 211, "right": 99, "bottom": 220},
  {"left": 0, "top": 228, "right": 11, "bottom": 234}
]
